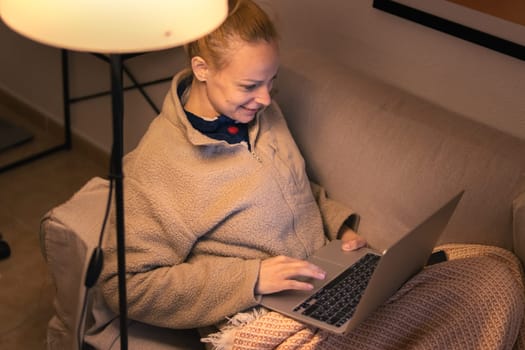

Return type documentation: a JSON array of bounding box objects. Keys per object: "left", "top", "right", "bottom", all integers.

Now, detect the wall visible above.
[
  {"left": 0, "top": 20, "right": 188, "bottom": 154},
  {"left": 267, "top": 0, "right": 525, "bottom": 140},
  {"left": 0, "top": 0, "right": 524, "bottom": 156},
  {"left": 0, "top": 21, "right": 62, "bottom": 121}
]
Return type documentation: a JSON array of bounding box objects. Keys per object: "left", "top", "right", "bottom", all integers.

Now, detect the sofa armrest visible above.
[
  {"left": 40, "top": 177, "right": 109, "bottom": 350},
  {"left": 40, "top": 177, "right": 205, "bottom": 349}
]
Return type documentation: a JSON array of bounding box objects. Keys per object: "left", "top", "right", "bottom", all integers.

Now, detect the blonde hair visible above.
[{"left": 185, "top": 0, "right": 278, "bottom": 70}]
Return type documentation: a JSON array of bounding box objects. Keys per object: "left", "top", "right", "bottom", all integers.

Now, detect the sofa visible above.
[{"left": 40, "top": 47, "right": 525, "bottom": 349}]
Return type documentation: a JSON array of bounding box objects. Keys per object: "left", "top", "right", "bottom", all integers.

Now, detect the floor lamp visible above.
[{"left": 0, "top": 1, "right": 227, "bottom": 349}]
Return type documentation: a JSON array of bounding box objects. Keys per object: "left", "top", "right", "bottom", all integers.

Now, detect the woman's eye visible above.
[{"left": 242, "top": 84, "right": 257, "bottom": 91}]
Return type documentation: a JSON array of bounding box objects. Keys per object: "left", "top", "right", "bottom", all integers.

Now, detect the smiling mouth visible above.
[
  {"left": 242, "top": 106, "right": 260, "bottom": 113},
  {"left": 242, "top": 105, "right": 264, "bottom": 112}
]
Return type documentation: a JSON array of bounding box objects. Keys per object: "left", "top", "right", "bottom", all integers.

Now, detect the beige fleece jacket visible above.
[{"left": 100, "top": 70, "right": 354, "bottom": 329}]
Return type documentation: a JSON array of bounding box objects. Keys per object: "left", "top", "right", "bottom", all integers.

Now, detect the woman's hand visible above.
[
  {"left": 340, "top": 227, "right": 367, "bottom": 251},
  {"left": 255, "top": 255, "right": 326, "bottom": 295},
  {"left": 255, "top": 228, "right": 367, "bottom": 295}
]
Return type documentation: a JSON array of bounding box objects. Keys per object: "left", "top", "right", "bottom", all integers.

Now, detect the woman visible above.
[{"left": 99, "top": 0, "right": 524, "bottom": 348}]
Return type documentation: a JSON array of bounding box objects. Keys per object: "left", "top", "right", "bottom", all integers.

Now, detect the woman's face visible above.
[{"left": 197, "top": 40, "right": 279, "bottom": 123}]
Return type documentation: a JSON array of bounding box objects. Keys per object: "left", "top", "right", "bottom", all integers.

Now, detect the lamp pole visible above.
[{"left": 110, "top": 54, "right": 128, "bottom": 350}]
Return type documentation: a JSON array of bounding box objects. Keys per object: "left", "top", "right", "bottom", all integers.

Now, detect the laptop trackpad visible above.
[{"left": 310, "top": 240, "right": 377, "bottom": 268}]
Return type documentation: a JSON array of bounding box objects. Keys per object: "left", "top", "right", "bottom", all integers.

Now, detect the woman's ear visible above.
[{"left": 191, "top": 56, "right": 209, "bottom": 82}]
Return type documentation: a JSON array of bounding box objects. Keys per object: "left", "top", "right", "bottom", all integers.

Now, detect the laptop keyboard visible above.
[{"left": 293, "top": 253, "right": 380, "bottom": 327}]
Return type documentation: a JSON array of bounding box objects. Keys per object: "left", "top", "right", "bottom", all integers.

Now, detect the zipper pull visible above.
[{"left": 251, "top": 151, "right": 262, "bottom": 163}]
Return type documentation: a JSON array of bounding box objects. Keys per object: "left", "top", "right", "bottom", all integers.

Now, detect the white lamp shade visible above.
[{"left": 0, "top": 0, "right": 228, "bottom": 53}]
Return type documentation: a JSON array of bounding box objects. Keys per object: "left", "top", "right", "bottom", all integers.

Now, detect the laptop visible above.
[{"left": 260, "top": 191, "right": 463, "bottom": 334}]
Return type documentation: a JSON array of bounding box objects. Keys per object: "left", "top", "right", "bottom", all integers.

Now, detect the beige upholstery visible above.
[
  {"left": 40, "top": 178, "right": 204, "bottom": 350},
  {"left": 40, "top": 177, "right": 107, "bottom": 350},
  {"left": 276, "top": 49, "right": 525, "bottom": 257},
  {"left": 40, "top": 49, "right": 525, "bottom": 349}
]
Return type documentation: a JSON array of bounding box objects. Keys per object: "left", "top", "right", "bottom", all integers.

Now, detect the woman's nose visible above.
[{"left": 255, "top": 87, "right": 272, "bottom": 106}]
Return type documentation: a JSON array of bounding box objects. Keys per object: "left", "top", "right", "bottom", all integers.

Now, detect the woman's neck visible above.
[{"left": 184, "top": 79, "right": 219, "bottom": 121}]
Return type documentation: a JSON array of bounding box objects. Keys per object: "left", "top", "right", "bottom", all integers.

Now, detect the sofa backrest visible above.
[{"left": 275, "top": 49, "right": 525, "bottom": 258}]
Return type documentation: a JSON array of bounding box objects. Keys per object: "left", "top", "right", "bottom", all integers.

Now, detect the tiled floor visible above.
[{"left": 0, "top": 97, "right": 106, "bottom": 349}]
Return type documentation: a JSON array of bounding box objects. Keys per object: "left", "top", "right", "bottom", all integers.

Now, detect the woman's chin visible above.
[{"left": 234, "top": 111, "right": 258, "bottom": 123}]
